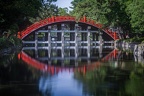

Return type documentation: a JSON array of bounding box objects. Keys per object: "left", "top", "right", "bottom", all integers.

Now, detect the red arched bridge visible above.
[
  {"left": 18, "top": 16, "right": 120, "bottom": 49},
  {"left": 18, "top": 49, "right": 118, "bottom": 75}
]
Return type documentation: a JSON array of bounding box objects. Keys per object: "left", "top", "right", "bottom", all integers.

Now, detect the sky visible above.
[{"left": 54, "top": 0, "right": 73, "bottom": 10}]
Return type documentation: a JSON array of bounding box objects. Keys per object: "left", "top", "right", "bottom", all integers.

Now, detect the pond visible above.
[{"left": 0, "top": 47, "right": 144, "bottom": 96}]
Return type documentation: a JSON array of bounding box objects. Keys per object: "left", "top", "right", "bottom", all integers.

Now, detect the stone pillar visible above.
[
  {"left": 99, "top": 44, "right": 103, "bottom": 58},
  {"left": 87, "top": 26, "right": 91, "bottom": 58},
  {"left": 35, "top": 48, "right": 38, "bottom": 58},
  {"left": 48, "top": 26, "right": 51, "bottom": 58},
  {"left": 81, "top": 33, "right": 84, "bottom": 55},
  {"left": 61, "top": 24, "right": 65, "bottom": 58},
  {"left": 34, "top": 32, "right": 38, "bottom": 58},
  {"left": 99, "top": 30, "right": 103, "bottom": 46},
  {"left": 75, "top": 24, "right": 78, "bottom": 58},
  {"left": 45, "top": 33, "right": 48, "bottom": 46},
  {"left": 35, "top": 31, "right": 38, "bottom": 49}
]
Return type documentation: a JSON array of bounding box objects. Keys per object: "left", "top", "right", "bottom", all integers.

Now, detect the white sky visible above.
[{"left": 54, "top": 0, "right": 73, "bottom": 10}]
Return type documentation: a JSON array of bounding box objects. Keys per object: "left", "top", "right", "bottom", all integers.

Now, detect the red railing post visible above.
[
  {"left": 83, "top": 16, "right": 86, "bottom": 22},
  {"left": 52, "top": 16, "right": 55, "bottom": 22}
]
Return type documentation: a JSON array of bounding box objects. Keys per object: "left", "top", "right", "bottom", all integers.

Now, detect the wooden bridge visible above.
[{"left": 18, "top": 16, "right": 120, "bottom": 50}]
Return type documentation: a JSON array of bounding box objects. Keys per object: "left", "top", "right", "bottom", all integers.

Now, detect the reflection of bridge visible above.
[
  {"left": 22, "top": 45, "right": 114, "bottom": 61},
  {"left": 18, "top": 16, "right": 120, "bottom": 50},
  {"left": 18, "top": 49, "right": 118, "bottom": 75}
]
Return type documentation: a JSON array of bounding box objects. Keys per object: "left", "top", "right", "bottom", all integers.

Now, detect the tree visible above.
[
  {"left": 0, "top": 0, "right": 60, "bottom": 48},
  {"left": 70, "top": 0, "right": 144, "bottom": 38},
  {"left": 0, "top": 0, "right": 43, "bottom": 47},
  {"left": 0, "top": 0, "right": 43, "bottom": 32},
  {"left": 70, "top": 0, "right": 85, "bottom": 9},
  {"left": 58, "top": 7, "right": 69, "bottom": 16},
  {"left": 125, "top": 0, "right": 144, "bottom": 36},
  {"left": 29, "top": 2, "right": 58, "bottom": 23}
]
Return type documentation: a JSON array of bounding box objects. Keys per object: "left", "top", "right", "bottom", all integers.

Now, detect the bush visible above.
[
  {"left": 0, "top": 37, "right": 9, "bottom": 49},
  {"left": 123, "top": 37, "right": 144, "bottom": 43},
  {"left": 0, "top": 36, "right": 22, "bottom": 49}
]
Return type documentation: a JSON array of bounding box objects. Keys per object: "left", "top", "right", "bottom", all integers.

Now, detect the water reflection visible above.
[
  {"left": 0, "top": 48, "right": 144, "bottom": 96},
  {"left": 20, "top": 47, "right": 116, "bottom": 65},
  {"left": 17, "top": 48, "right": 119, "bottom": 96},
  {"left": 39, "top": 71, "right": 84, "bottom": 96},
  {"left": 18, "top": 48, "right": 117, "bottom": 74},
  {"left": 125, "top": 64, "right": 144, "bottom": 96}
]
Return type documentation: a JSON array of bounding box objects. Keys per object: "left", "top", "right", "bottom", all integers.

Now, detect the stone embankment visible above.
[
  {"left": 116, "top": 41, "right": 144, "bottom": 64},
  {"left": 134, "top": 44, "right": 144, "bottom": 56},
  {"left": 116, "top": 41, "right": 140, "bottom": 51},
  {"left": 133, "top": 43, "right": 144, "bottom": 64}
]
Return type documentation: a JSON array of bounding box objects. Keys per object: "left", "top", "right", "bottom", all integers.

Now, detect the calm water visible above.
[{"left": 0, "top": 48, "right": 144, "bottom": 96}]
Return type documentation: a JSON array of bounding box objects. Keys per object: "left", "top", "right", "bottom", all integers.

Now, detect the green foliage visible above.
[
  {"left": 29, "top": 2, "right": 58, "bottom": 23},
  {"left": 71, "top": 0, "right": 128, "bottom": 25},
  {"left": 71, "top": 0, "right": 85, "bottom": 8},
  {"left": 0, "top": 36, "right": 21, "bottom": 49},
  {"left": 58, "top": 7, "right": 69, "bottom": 16},
  {"left": 124, "top": 37, "right": 144, "bottom": 43},
  {"left": 0, "top": 37, "right": 12, "bottom": 49},
  {"left": 0, "top": 0, "right": 43, "bottom": 49},
  {"left": 70, "top": 0, "right": 144, "bottom": 37},
  {"left": 9, "top": 36, "right": 22, "bottom": 46},
  {"left": 8, "top": 24, "right": 19, "bottom": 37},
  {"left": 0, "top": 0, "right": 43, "bottom": 31},
  {"left": 0, "top": 0, "right": 58, "bottom": 48},
  {"left": 125, "top": 0, "right": 144, "bottom": 32}
]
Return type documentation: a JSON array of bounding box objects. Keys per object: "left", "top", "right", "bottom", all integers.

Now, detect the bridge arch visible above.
[{"left": 18, "top": 16, "right": 119, "bottom": 40}]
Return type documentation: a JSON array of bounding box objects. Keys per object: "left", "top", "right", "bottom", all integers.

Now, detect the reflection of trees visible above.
[
  {"left": 74, "top": 66, "right": 130, "bottom": 96},
  {"left": 126, "top": 64, "right": 144, "bottom": 96},
  {"left": 0, "top": 52, "right": 42, "bottom": 95},
  {"left": 39, "top": 74, "right": 53, "bottom": 96}
]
